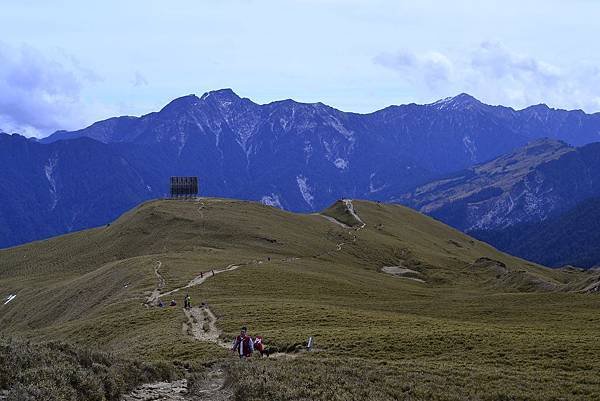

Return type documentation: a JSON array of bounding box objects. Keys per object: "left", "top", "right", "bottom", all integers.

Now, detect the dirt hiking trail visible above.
[
  {"left": 183, "top": 305, "right": 231, "bottom": 348},
  {"left": 145, "top": 261, "right": 165, "bottom": 305},
  {"left": 129, "top": 199, "right": 366, "bottom": 399},
  {"left": 122, "top": 365, "right": 229, "bottom": 401}
]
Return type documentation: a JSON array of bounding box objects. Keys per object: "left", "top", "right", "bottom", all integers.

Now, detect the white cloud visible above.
[
  {"left": 374, "top": 41, "right": 600, "bottom": 112},
  {"left": 0, "top": 42, "right": 113, "bottom": 138}
]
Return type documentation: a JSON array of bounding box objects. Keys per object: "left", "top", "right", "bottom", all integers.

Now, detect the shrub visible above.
[{"left": 0, "top": 336, "right": 179, "bottom": 401}]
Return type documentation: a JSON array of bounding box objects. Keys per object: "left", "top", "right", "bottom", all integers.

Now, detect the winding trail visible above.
[
  {"left": 162, "top": 264, "right": 241, "bottom": 299},
  {"left": 145, "top": 261, "right": 165, "bottom": 305},
  {"left": 130, "top": 199, "right": 366, "bottom": 399},
  {"left": 146, "top": 201, "right": 366, "bottom": 308},
  {"left": 320, "top": 200, "right": 367, "bottom": 250},
  {"left": 343, "top": 199, "right": 366, "bottom": 228}
]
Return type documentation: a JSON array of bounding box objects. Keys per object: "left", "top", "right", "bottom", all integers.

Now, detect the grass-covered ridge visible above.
[{"left": 1, "top": 198, "right": 600, "bottom": 400}]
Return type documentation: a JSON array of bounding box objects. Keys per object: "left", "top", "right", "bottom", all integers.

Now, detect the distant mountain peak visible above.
[
  {"left": 160, "top": 94, "right": 201, "bottom": 112},
  {"left": 431, "top": 93, "right": 484, "bottom": 110},
  {"left": 200, "top": 88, "right": 241, "bottom": 102},
  {"left": 453, "top": 92, "right": 479, "bottom": 102},
  {"left": 525, "top": 103, "right": 551, "bottom": 111}
]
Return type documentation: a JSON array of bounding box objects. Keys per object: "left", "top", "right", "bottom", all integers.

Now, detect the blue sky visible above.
[{"left": 1, "top": 0, "right": 600, "bottom": 137}]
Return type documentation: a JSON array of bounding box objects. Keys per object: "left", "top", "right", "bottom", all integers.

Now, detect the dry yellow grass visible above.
[{"left": 1, "top": 198, "right": 600, "bottom": 400}]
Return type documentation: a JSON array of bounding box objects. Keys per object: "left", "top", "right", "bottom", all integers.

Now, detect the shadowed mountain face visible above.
[
  {"left": 400, "top": 139, "right": 600, "bottom": 268},
  {"left": 400, "top": 139, "right": 600, "bottom": 232},
  {"left": 2, "top": 89, "right": 600, "bottom": 248},
  {"left": 473, "top": 197, "right": 600, "bottom": 268},
  {"left": 0, "top": 134, "right": 170, "bottom": 247}
]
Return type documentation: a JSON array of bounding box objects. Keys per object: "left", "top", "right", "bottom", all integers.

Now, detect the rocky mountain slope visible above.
[
  {"left": 473, "top": 197, "right": 600, "bottom": 268},
  {"left": 400, "top": 139, "right": 600, "bottom": 267},
  {"left": 0, "top": 133, "right": 169, "bottom": 247},
  {"left": 400, "top": 139, "right": 600, "bottom": 231},
  {"left": 3, "top": 90, "right": 600, "bottom": 248}
]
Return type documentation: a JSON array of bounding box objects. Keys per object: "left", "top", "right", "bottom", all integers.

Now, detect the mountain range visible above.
[
  {"left": 400, "top": 139, "right": 600, "bottom": 267},
  {"left": 3, "top": 89, "right": 600, "bottom": 252}
]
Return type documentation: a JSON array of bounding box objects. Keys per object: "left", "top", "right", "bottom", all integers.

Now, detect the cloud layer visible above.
[
  {"left": 0, "top": 43, "right": 105, "bottom": 137},
  {"left": 375, "top": 42, "right": 600, "bottom": 111}
]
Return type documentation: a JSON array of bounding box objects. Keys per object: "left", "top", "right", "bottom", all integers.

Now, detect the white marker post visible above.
[
  {"left": 3, "top": 294, "right": 16, "bottom": 305},
  {"left": 307, "top": 336, "right": 314, "bottom": 352}
]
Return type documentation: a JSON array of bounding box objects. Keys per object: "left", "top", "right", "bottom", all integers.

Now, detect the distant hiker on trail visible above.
[
  {"left": 184, "top": 294, "right": 191, "bottom": 309},
  {"left": 232, "top": 326, "right": 254, "bottom": 358},
  {"left": 169, "top": 299, "right": 177, "bottom": 307},
  {"left": 212, "top": 270, "right": 215, "bottom": 276},
  {"left": 200, "top": 271, "right": 204, "bottom": 278}
]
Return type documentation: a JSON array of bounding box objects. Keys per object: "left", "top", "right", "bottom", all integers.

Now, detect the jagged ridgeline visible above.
[
  {"left": 4, "top": 89, "right": 600, "bottom": 249},
  {"left": 1, "top": 198, "right": 600, "bottom": 400}
]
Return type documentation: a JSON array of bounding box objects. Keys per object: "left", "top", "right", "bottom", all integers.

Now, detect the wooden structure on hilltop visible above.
[{"left": 170, "top": 176, "right": 199, "bottom": 198}]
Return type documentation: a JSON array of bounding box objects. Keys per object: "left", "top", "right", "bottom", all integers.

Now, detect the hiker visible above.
[
  {"left": 200, "top": 271, "right": 204, "bottom": 278},
  {"left": 184, "top": 294, "right": 191, "bottom": 309},
  {"left": 157, "top": 299, "right": 164, "bottom": 308},
  {"left": 231, "top": 326, "right": 254, "bottom": 358},
  {"left": 212, "top": 270, "right": 215, "bottom": 276},
  {"left": 253, "top": 336, "right": 270, "bottom": 357},
  {"left": 169, "top": 299, "right": 177, "bottom": 307}
]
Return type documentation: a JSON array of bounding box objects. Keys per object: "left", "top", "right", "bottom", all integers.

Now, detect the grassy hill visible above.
[{"left": 1, "top": 198, "right": 600, "bottom": 400}]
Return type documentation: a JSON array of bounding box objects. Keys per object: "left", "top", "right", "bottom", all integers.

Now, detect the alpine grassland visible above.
[{"left": 1, "top": 198, "right": 599, "bottom": 400}]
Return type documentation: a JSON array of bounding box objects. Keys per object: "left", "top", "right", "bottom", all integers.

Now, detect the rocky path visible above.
[
  {"left": 343, "top": 199, "right": 366, "bottom": 228},
  {"left": 122, "top": 380, "right": 188, "bottom": 401},
  {"left": 122, "top": 366, "right": 229, "bottom": 401},
  {"left": 183, "top": 305, "right": 230, "bottom": 348}
]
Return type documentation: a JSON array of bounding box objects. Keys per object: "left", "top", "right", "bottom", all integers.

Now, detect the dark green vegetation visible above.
[
  {"left": 2, "top": 198, "right": 600, "bottom": 400},
  {"left": 475, "top": 197, "right": 600, "bottom": 269},
  {"left": 0, "top": 337, "right": 177, "bottom": 400}
]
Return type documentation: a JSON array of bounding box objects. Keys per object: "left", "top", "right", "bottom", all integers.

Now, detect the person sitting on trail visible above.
[
  {"left": 169, "top": 299, "right": 177, "bottom": 307},
  {"left": 231, "top": 326, "right": 254, "bottom": 358},
  {"left": 157, "top": 299, "right": 164, "bottom": 308}
]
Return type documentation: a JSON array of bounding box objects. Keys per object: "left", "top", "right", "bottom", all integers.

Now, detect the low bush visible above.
[{"left": 0, "top": 336, "right": 179, "bottom": 401}]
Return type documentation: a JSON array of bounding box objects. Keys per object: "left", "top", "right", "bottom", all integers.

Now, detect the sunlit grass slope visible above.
[{"left": 1, "top": 198, "right": 600, "bottom": 400}]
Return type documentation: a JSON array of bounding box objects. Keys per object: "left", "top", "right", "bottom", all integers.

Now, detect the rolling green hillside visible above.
[{"left": 1, "top": 198, "right": 600, "bottom": 400}]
